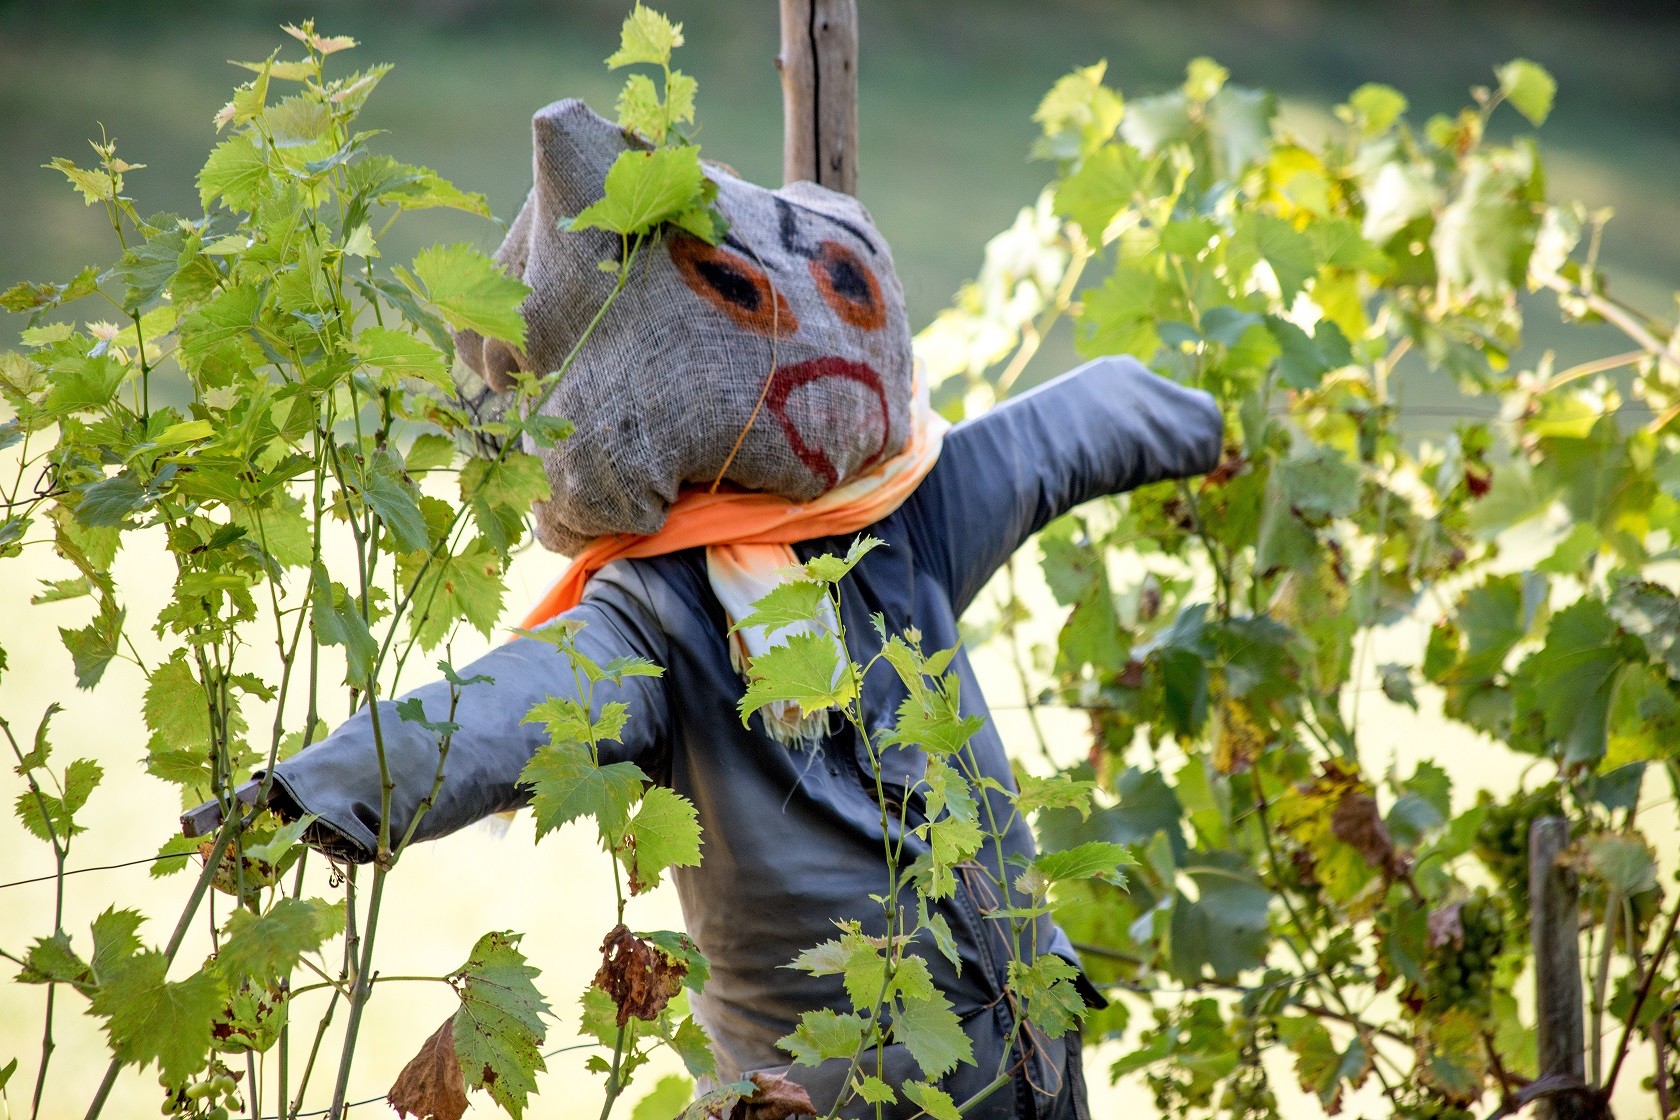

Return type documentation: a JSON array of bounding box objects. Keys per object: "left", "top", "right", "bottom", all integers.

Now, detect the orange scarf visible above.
[{"left": 519, "top": 369, "right": 948, "bottom": 743}]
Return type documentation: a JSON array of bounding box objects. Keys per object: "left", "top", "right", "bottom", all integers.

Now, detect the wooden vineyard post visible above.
[
  {"left": 1531, "top": 816, "right": 1590, "bottom": 1120},
  {"left": 777, "top": 0, "right": 859, "bottom": 195}
]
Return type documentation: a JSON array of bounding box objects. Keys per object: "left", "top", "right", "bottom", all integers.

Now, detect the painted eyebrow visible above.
[{"left": 775, "top": 195, "right": 881, "bottom": 258}]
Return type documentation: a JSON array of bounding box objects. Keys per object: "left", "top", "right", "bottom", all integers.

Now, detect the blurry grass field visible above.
[{"left": 1, "top": 1, "right": 1677, "bottom": 1116}]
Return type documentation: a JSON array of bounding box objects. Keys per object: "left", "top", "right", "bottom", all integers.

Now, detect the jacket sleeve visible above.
[
  {"left": 906, "top": 355, "right": 1224, "bottom": 616},
  {"left": 263, "top": 566, "right": 670, "bottom": 863}
]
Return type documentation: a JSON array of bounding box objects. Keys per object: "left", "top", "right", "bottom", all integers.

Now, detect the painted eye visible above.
[
  {"left": 809, "top": 240, "right": 886, "bottom": 331},
  {"left": 668, "top": 234, "right": 798, "bottom": 337}
]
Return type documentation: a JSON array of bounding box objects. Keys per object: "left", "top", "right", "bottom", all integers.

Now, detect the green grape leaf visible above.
[
  {"left": 362, "top": 454, "right": 431, "bottom": 552},
  {"left": 1347, "top": 83, "right": 1408, "bottom": 135},
  {"left": 732, "top": 579, "right": 829, "bottom": 637},
  {"left": 13, "top": 701, "right": 58, "bottom": 771},
  {"left": 1432, "top": 156, "right": 1537, "bottom": 298},
  {"left": 216, "top": 897, "right": 345, "bottom": 984},
  {"left": 406, "top": 433, "right": 458, "bottom": 474},
  {"left": 310, "top": 566, "right": 377, "bottom": 689},
  {"left": 1054, "top": 145, "right": 1144, "bottom": 242},
  {"left": 1276, "top": 1013, "right": 1373, "bottom": 1112},
  {"left": 197, "top": 134, "right": 269, "bottom": 211},
  {"left": 1168, "top": 851, "right": 1272, "bottom": 982},
  {"left": 1608, "top": 579, "right": 1680, "bottom": 679},
  {"left": 802, "top": 536, "right": 883, "bottom": 584},
  {"left": 383, "top": 167, "right": 491, "bottom": 216},
  {"left": 902, "top": 1081, "right": 962, "bottom": 1120},
  {"left": 520, "top": 740, "right": 648, "bottom": 838},
  {"left": 1007, "top": 953, "right": 1085, "bottom": 1039},
  {"left": 616, "top": 73, "right": 667, "bottom": 144},
  {"left": 665, "top": 70, "right": 698, "bottom": 129},
  {"left": 74, "top": 471, "right": 149, "bottom": 528},
  {"left": 461, "top": 455, "right": 551, "bottom": 552},
  {"left": 738, "top": 632, "right": 856, "bottom": 727},
  {"left": 46, "top": 157, "right": 120, "bottom": 205},
  {"left": 1267, "top": 315, "right": 1353, "bottom": 390},
  {"left": 145, "top": 650, "right": 210, "bottom": 750},
  {"left": 451, "top": 931, "right": 550, "bottom": 1119},
  {"left": 1379, "top": 662, "right": 1418, "bottom": 710},
  {"left": 1582, "top": 833, "right": 1658, "bottom": 897},
  {"left": 568, "top": 147, "right": 708, "bottom": 240},
  {"left": 780, "top": 1008, "right": 869, "bottom": 1066},
  {"left": 1496, "top": 59, "right": 1556, "bottom": 126},
  {"left": 401, "top": 242, "right": 529, "bottom": 347},
  {"left": 1277, "top": 444, "right": 1361, "bottom": 524},
  {"left": 1120, "top": 92, "right": 1193, "bottom": 154},
  {"left": 1031, "top": 841, "right": 1133, "bottom": 886},
  {"left": 1520, "top": 597, "right": 1623, "bottom": 765},
  {"left": 89, "top": 907, "right": 146, "bottom": 985},
  {"left": 607, "top": 4, "right": 684, "bottom": 68},
  {"left": 352, "top": 325, "right": 449, "bottom": 389},
  {"left": 630, "top": 1074, "right": 694, "bottom": 1120},
  {"left": 1014, "top": 772, "right": 1096, "bottom": 819},
  {"left": 406, "top": 540, "right": 509, "bottom": 649},
  {"left": 16, "top": 757, "right": 102, "bottom": 842},
  {"left": 18, "top": 933, "right": 93, "bottom": 991},
  {"left": 854, "top": 1075, "right": 896, "bottom": 1105},
  {"left": 884, "top": 688, "right": 985, "bottom": 757},
  {"left": 671, "top": 1014, "right": 718, "bottom": 1079},
  {"left": 618, "top": 785, "right": 703, "bottom": 894},
  {"left": 890, "top": 988, "right": 971, "bottom": 1078},
  {"left": 151, "top": 832, "right": 203, "bottom": 877},
  {"left": 89, "top": 950, "right": 223, "bottom": 1087},
  {"left": 1235, "top": 212, "right": 1318, "bottom": 302}
]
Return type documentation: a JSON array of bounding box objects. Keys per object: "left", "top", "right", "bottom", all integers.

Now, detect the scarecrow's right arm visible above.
[
  {"left": 909, "top": 354, "right": 1225, "bottom": 614},
  {"left": 191, "top": 575, "right": 670, "bottom": 864}
]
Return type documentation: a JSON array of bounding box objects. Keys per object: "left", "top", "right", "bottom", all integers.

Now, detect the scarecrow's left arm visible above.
[
  {"left": 907, "top": 355, "right": 1224, "bottom": 614},
  {"left": 244, "top": 573, "right": 671, "bottom": 864}
]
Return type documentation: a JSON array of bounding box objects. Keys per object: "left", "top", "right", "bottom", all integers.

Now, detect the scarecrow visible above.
[{"left": 258, "top": 100, "right": 1223, "bottom": 1118}]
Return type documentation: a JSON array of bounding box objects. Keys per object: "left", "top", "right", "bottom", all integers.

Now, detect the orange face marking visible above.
[
  {"left": 668, "top": 234, "right": 798, "bottom": 337},
  {"left": 808, "top": 240, "right": 886, "bottom": 331}
]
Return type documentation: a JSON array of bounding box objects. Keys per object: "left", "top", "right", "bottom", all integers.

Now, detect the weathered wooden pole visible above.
[
  {"left": 1531, "top": 816, "right": 1590, "bottom": 1120},
  {"left": 777, "top": 0, "right": 859, "bottom": 195}
]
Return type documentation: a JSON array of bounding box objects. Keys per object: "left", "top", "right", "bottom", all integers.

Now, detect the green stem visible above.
[{"left": 83, "top": 822, "right": 242, "bottom": 1120}]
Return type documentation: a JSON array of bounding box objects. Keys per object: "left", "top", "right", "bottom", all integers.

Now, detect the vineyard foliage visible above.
[
  {"left": 0, "top": 7, "right": 1678, "bottom": 1120},
  {"left": 917, "top": 53, "right": 1680, "bottom": 1120}
]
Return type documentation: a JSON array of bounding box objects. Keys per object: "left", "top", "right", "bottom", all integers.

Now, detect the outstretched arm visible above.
[
  {"left": 257, "top": 566, "right": 670, "bottom": 863},
  {"left": 907, "top": 355, "right": 1224, "bottom": 615}
]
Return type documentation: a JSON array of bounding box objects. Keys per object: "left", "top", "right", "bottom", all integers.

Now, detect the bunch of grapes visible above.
[
  {"left": 161, "top": 1060, "right": 242, "bottom": 1120},
  {"left": 1219, "top": 1018, "right": 1280, "bottom": 1120},
  {"left": 1474, "top": 783, "right": 1563, "bottom": 915},
  {"left": 1419, "top": 891, "right": 1506, "bottom": 1018}
]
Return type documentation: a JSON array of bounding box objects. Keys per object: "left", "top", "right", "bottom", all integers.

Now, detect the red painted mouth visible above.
[{"left": 763, "top": 357, "right": 891, "bottom": 490}]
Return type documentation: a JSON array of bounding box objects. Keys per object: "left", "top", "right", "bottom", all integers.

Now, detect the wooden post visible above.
[
  {"left": 777, "top": 0, "right": 859, "bottom": 195},
  {"left": 1532, "top": 816, "right": 1589, "bottom": 1120}
]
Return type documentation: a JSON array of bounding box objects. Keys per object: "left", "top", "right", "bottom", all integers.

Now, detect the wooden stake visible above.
[
  {"left": 1532, "top": 816, "right": 1590, "bottom": 1120},
  {"left": 777, "top": 0, "right": 859, "bottom": 195}
]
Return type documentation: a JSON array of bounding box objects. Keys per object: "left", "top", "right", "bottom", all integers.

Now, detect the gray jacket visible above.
[{"left": 265, "top": 356, "right": 1223, "bottom": 1113}]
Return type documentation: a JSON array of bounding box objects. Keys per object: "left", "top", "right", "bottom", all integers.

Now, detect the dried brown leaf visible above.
[
  {"left": 388, "top": 1017, "right": 469, "bottom": 1120},
  {"left": 728, "top": 1071, "right": 817, "bottom": 1120},
  {"left": 1213, "top": 697, "right": 1266, "bottom": 774},
  {"left": 1330, "top": 790, "right": 1412, "bottom": 881},
  {"left": 593, "top": 923, "right": 687, "bottom": 1028}
]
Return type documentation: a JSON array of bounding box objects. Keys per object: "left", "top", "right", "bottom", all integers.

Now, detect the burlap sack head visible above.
[{"left": 453, "top": 99, "right": 914, "bottom": 556}]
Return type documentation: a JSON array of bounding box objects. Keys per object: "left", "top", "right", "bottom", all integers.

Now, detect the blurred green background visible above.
[{"left": 2, "top": 0, "right": 1677, "bottom": 385}]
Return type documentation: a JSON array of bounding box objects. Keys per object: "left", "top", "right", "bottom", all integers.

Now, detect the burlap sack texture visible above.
[{"left": 453, "top": 99, "right": 915, "bottom": 556}]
